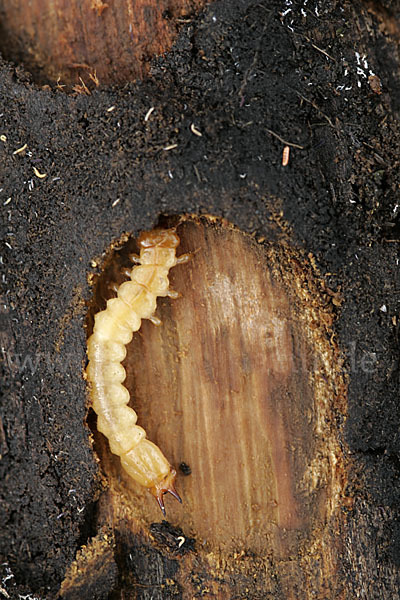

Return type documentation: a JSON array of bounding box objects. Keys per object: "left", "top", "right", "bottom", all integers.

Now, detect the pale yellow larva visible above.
[{"left": 86, "top": 228, "right": 190, "bottom": 514}]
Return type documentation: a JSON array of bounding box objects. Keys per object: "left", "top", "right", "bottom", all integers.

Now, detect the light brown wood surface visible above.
[{"left": 83, "top": 216, "right": 348, "bottom": 598}]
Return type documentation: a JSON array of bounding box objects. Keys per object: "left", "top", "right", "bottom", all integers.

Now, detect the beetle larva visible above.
[{"left": 86, "top": 228, "right": 190, "bottom": 514}]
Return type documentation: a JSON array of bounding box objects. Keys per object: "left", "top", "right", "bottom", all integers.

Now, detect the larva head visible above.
[
  {"left": 149, "top": 467, "right": 182, "bottom": 516},
  {"left": 137, "top": 228, "right": 180, "bottom": 249}
]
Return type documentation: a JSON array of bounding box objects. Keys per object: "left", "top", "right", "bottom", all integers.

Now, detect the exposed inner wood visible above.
[
  {"left": 88, "top": 216, "right": 347, "bottom": 595},
  {"left": 0, "top": 0, "right": 209, "bottom": 86}
]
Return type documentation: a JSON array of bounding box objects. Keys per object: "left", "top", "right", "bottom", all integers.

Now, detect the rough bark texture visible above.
[
  {"left": 1, "top": 0, "right": 400, "bottom": 598},
  {"left": 0, "top": 0, "right": 209, "bottom": 86}
]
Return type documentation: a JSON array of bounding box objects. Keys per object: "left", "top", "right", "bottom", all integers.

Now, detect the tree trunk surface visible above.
[
  {"left": 0, "top": 0, "right": 209, "bottom": 86},
  {"left": 0, "top": 1, "right": 400, "bottom": 599}
]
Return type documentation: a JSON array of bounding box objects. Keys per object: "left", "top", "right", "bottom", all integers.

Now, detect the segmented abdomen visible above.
[{"left": 86, "top": 229, "right": 188, "bottom": 514}]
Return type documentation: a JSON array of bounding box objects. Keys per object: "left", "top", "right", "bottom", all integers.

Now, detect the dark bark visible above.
[{"left": 0, "top": 0, "right": 399, "bottom": 598}]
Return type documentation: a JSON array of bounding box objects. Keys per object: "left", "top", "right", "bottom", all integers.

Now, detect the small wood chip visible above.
[
  {"left": 13, "top": 143, "right": 27, "bottom": 155},
  {"left": 33, "top": 166, "right": 47, "bottom": 179},
  {"left": 282, "top": 145, "right": 290, "bottom": 166},
  {"left": 144, "top": 107, "right": 155, "bottom": 121},
  {"left": 190, "top": 123, "right": 202, "bottom": 137},
  {"left": 368, "top": 74, "right": 382, "bottom": 95}
]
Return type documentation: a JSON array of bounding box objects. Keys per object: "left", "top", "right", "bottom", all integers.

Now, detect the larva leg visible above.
[
  {"left": 176, "top": 253, "right": 192, "bottom": 265},
  {"left": 149, "top": 315, "right": 162, "bottom": 326},
  {"left": 129, "top": 253, "right": 141, "bottom": 264},
  {"left": 166, "top": 289, "right": 180, "bottom": 299},
  {"left": 122, "top": 268, "right": 132, "bottom": 278},
  {"left": 109, "top": 282, "right": 119, "bottom": 293}
]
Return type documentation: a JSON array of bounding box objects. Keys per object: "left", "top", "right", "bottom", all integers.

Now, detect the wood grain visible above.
[
  {"left": 86, "top": 216, "right": 348, "bottom": 597},
  {"left": 0, "top": 0, "right": 208, "bottom": 86}
]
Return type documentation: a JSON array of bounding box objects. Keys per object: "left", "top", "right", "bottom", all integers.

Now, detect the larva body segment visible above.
[{"left": 86, "top": 228, "right": 189, "bottom": 514}]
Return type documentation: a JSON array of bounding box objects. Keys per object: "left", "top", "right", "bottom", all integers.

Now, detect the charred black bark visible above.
[{"left": 0, "top": 1, "right": 399, "bottom": 598}]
